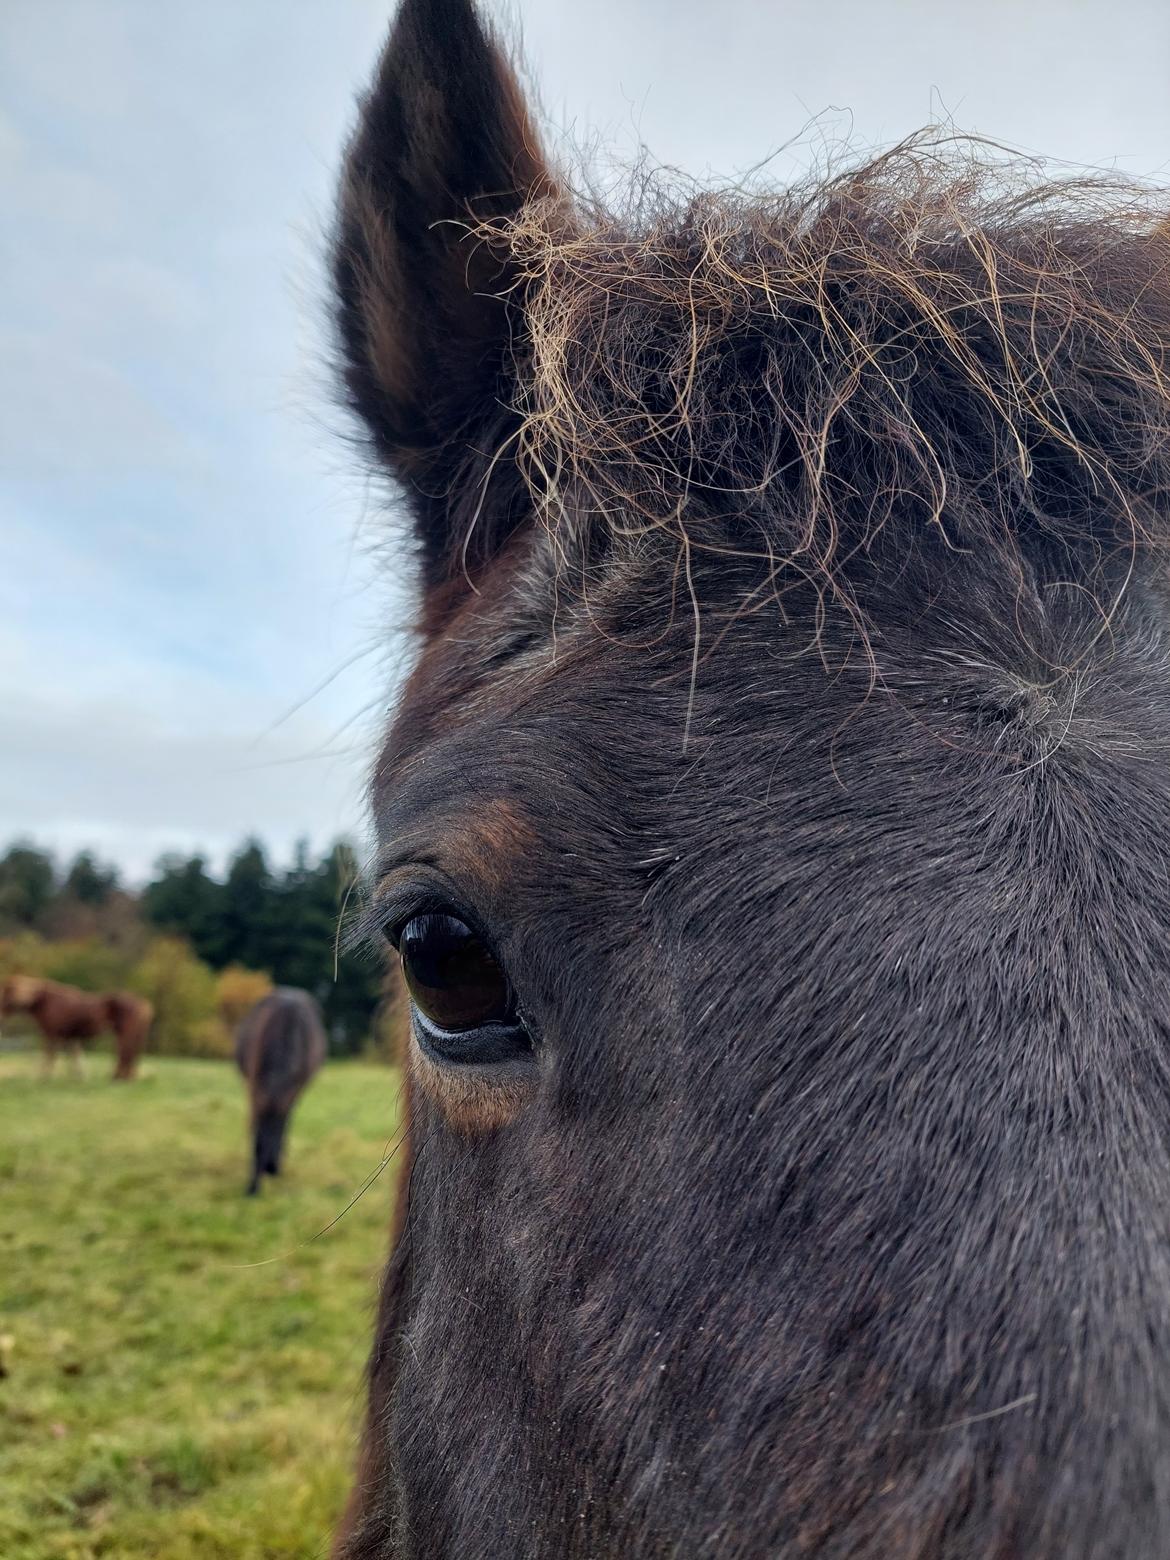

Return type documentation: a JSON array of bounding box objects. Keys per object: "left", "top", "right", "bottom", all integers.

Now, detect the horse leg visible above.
[
  {"left": 112, "top": 1025, "right": 134, "bottom": 1081},
  {"left": 244, "top": 1098, "right": 290, "bottom": 1196},
  {"left": 257, "top": 1109, "right": 289, "bottom": 1179},
  {"left": 40, "top": 1041, "right": 55, "bottom": 1079},
  {"left": 245, "top": 1113, "right": 263, "bottom": 1196},
  {"left": 72, "top": 1043, "right": 85, "bottom": 1080}
]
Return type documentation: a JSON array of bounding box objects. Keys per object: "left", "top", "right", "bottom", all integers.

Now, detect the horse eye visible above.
[{"left": 397, "top": 913, "right": 512, "bottom": 1033}]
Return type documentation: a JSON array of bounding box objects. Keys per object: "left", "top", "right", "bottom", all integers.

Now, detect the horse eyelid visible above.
[{"left": 356, "top": 877, "right": 493, "bottom": 955}]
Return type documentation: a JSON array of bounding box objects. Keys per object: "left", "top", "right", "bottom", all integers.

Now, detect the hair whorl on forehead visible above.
[{"left": 474, "top": 134, "right": 1170, "bottom": 610}]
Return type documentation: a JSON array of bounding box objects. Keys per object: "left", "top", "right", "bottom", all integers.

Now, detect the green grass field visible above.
[{"left": 0, "top": 1052, "right": 404, "bottom": 1559}]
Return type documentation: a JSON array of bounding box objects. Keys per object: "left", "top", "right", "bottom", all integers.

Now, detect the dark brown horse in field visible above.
[
  {"left": 331, "top": 1, "right": 1170, "bottom": 1554},
  {"left": 234, "top": 987, "right": 326, "bottom": 1196},
  {"left": 1, "top": 975, "right": 152, "bottom": 1081}
]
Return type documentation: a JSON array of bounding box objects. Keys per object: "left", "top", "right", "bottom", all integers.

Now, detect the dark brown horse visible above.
[
  {"left": 234, "top": 987, "right": 326, "bottom": 1196},
  {"left": 1, "top": 975, "right": 152, "bottom": 1081},
  {"left": 331, "top": 1, "right": 1170, "bottom": 1554}
]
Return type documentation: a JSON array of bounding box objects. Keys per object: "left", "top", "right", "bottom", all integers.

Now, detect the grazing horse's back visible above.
[
  {"left": 329, "top": 1, "right": 1170, "bottom": 1555},
  {"left": 235, "top": 987, "right": 326, "bottom": 1195}
]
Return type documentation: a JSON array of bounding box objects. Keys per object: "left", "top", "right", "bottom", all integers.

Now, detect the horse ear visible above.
[{"left": 335, "top": 0, "right": 555, "bottom": 585}]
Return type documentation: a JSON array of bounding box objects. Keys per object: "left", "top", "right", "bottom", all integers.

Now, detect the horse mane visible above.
[{"left": 466, "top": 133, "right": 1170, "bottom": 625}]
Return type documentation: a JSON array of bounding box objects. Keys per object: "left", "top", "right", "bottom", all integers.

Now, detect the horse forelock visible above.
[{"left": 438, "top": 135, "right": 1170, "bottom": 665}]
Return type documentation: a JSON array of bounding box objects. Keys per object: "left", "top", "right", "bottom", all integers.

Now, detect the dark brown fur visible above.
[
  {"left": 332, "top": 2, "right": 1170, "bottom": 1555},
  {"left": 1, "top": 975, "right": 152, "bottom": 1081},
  {"left": 234, "top": 987, "right": 327, "bottom": 1196}
]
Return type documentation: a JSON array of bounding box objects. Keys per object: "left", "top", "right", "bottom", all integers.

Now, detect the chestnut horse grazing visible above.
[
  {"left": 1, "top": 975, "right": 152, "bottom": 1081},
  {"left": 234, "top": 987, "right": 326, "bottom": 1196},
  {"left": 331, "top": 1, "right": 1170, "bottom": 1555}
]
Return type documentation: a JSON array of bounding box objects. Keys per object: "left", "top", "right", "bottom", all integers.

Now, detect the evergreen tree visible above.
[
  {"left": 219, "top": 840, "right": 273, "bottom": 972},
  {"left": 318, "top": 842, "right": 386, "bottom": 1053},
  {"left": 62, "top": 851, "right": 119, "bottom": 906},
  {"left": 142, "top": 854, "right": 225, "bottom": 966},
  {"left": 0, "top": 843, "right": 56, "bottom": 930}
]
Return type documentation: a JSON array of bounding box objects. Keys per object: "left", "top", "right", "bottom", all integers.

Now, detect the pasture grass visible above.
[{"left": 0, "top": 1051, "right": 404, "bottom": 1559}]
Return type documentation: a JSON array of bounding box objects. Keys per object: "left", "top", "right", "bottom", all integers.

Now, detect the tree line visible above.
[{"left": 0, "top": 838, "right": 388, "bottom": 1056}]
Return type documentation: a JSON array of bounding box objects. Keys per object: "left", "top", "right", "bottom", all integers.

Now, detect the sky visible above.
[{"left": 3, "top": 0, "right": 1169, "bottom": 883}]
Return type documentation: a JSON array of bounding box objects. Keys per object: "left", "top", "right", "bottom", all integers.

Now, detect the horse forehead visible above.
[
  {"left": 376, "top": 504, "right": 1166, "bottom": 857},
  {"left": 377, "top": 563, "right": 591, "bottom": 787},
  {"left": 380, "top": 545, "right": 877, "bottom": 821},
  {"left": 373, "top": 641, "right": 557, "bottom": 884}
]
